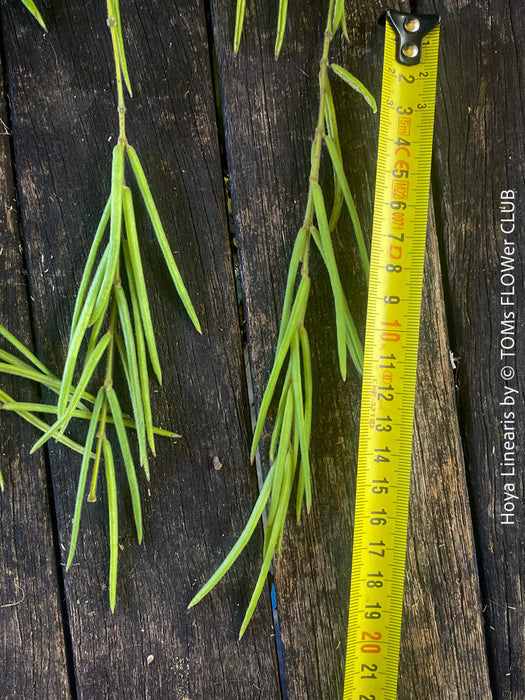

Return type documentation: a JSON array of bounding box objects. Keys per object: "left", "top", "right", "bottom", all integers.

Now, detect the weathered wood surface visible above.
[
  {"left": 0, "top": 0, "right": 522, "bottom": 697},
  {"left": 0, "top": 43, "right": 70, "bottom": 698},
  {"left": 431, "top": 1, "right": 525, "bottom": 698},
  {"left": 1, "top": 1, "right": 281, "bottom": 697}
]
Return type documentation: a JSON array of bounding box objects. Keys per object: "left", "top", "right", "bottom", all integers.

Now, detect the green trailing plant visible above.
[
  {"left": 189, "top": 0, "right": 376, "bottom": 637},
  {"left": 1, "top": 0, "right": 200, "bottom": 609}
]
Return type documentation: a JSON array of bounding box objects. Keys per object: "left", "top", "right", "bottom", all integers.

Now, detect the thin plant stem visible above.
[{"left": 107, "top": 0, "right": 127, "bottom": 142}]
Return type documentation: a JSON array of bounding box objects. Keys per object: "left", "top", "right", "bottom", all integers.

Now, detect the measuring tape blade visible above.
[{"left": 343, "top": 10, "right": 440, "bottom": 700}]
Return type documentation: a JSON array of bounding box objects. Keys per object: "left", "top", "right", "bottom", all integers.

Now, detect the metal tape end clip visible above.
[{"left": 383, "top": 9, "right": 440, "bottom": 66}]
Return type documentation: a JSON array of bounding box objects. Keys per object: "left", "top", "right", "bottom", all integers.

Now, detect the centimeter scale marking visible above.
[{"left": 343, "top": 11, "right": 440, "bottom": 700}]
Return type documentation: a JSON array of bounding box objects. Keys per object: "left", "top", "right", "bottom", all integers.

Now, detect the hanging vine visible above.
[
  {"left": 1, "top": 0, "right": 200, "bottom": 609},
  {"left": 189, "top": 0, "right": 376, "bottom": 636}
]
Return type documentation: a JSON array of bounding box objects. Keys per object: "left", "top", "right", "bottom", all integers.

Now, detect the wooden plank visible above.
[
  {"left": 1, "top": 0, "right": 281, "bottom": 696},
  {"left": 398, "top": 205, "right": 491, "bottom": 699},
  {"left": 433, "top": 1, "right": 525, "bottom": 697},
  {"left": 0, "top": 46, "right": 70, "bottom": 699},
  {"left": 212, "top": 0, "right": 490, "bottom": 696}
]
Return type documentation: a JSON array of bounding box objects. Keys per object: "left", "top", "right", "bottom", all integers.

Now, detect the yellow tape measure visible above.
[{"left": 343, "top": 11, "right": 440, "bottom": 700}]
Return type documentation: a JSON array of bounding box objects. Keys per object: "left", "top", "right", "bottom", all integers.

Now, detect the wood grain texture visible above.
[
  {"left": 0, "top": 43, "right": 70, "bottom": 699},
  {"left": 430, "top": 1, "right": 525, "bottom": 698},
  {"left": 398, "top": 205, "right": 491, "bottom": 699},
  {"left": 212, "top": 0, "right": 491, "bottom": 697},
  {"left": 1, "top": 0, "right": 280, "bottom": 696}
]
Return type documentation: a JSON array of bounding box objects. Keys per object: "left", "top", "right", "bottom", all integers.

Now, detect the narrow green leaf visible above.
[
  {"left": 332, "top": 0, "right": 344, "bottom": 35},
  {"left": 126, "top": 145, "right": 201, "bottom": 333},
  {"left": 0, "top": 363, "right": 75, "bottom": 404},
  {"left": 238, "top": 452, "right": 293, "bottom": 639},
  {"left": 340, "top": 3, "right": 349, "bottom": 41},
  {"left": 276, "top": 227, "right": 307, "bottom": 351},
  {"left": 188, "top": 462, "right": 276, "bottom": 610},
  {"left": 278, "top": 433, "right": 297, "bottom": 552},
  {"left": 0, "top": 401, "right": 105, "bottom": 418},
  {"left": 58, "top": 254, "right": 106, "bottom": 417},
  {"left": 1, "top": 401, "right": 58, "bottom": 414},
  {"left": 66, "top": 387, "right": 105, "bottom": 570},
  {"left": 265, "top": 388, "right": 294, "bottom": 548},
  {"left": 115, "top": 333, "right": 130, "bottom": 379},
  {"left": 0, "top": 325, "right": 52, "bottom": 376},
  {"left": 71, "top": 198, "right": 111, "bottom": 335},
  {"left": 114, "top": 331, "right": 153, "bottom": 454},
  {"left": 115, "top": 285, "right": 149, "bottom": 478},
  {"left": 344, "top": 299, "right": 364, "bottom": 373},
  {"left": 151, "top": 425, "right": 179, "bottom": 438},
  {"left": 0, "top": 341, "right": 94, "bottom": 409},
  {"left": 2, "top": 403, "right": 94, "bottom": 419},
  {"left": 110, "top": 0, "right": 132, "bottom": 97},
  {"left": 123, "top": 240, "right": 156, "bottom": 453},
  {"left": 86, "top": 295, "right": 107, "bottom": 357},
  {"left": 74, "top": 256, "right": 107, "bottom": 388},
  {"left": 295, "top": 327, "right": 312, "bottom": 521},
  {"left": 31, "top": 333, "right": 111, "bottom": 453},
  {"left": 274, "top": 0, "right": 288, "bottom": 57},
  {"left": 312, "top": 219, "right": 359, "bottom": 379},
  {"left": 250, "top": 275, "right": 310, "bottom": 462},
  {"left": 328, "top": 168, "right": 344, "bottom": 234},
  {"left": 269, "top": 364, "right": 292, "bottom": 463},
  {"left": 0, "top": 389, "right": 93, "bottom": 458},
  {"left": 233, "top": 0, "right": 246, "bottom": 53},
  {"left": 329, "top": 176, "right": 344, "bottom": 234},
  {"left": 330, "top": 64, "right": 377, "bottom": 113},
  {"left": 299, "top": 327, "right": 313, "bottom": 445},
  {"left": 309, "top": 224, "right": 323, "bottom": 256},
  {"left": 324, "top": 78, "right": 344, "bottom": 232},
  {"left": 265, "top": 450, "right": 284, "bottom": 557},
  {"left": 63, "top": 330, "right": 110, "bottom": 421},
  {"left": 102, "top": 437, "right": 119, "bottom": 611},
  {"left": 0, "top": 356, "right": 95, "bottom": 410},
  {"left": 88, "top": 405, "right": 107, "bottom": 503},
  {"left": 2, "top": 403, "right": 96, "bottom": 421},
  {"left": 0, "top": 400, "right": 177, "bottom": 437},
  {"left": 324, "top": 77, "right": 340, "bottom": 146},
  {"left": 91, "top": 142, "right": 125, "bottom": 326},
  {"left": 312, "top": 183, "right": 347, "bottom": 380},
  {"left": 269, "top": 410, "right": 284, "bottom": 466},
  {"left": 123, "top": 187, "right": 162, "bottom": 385},
  {"left": 332, "top": 0, "right": 348, "bottom": 39},
  {"left": 324, "top": 135, "right": 369, "bottom": 277},
  {"left": 295, "top": 450, "right": 304, "bottom": 521},
  {"left": 291, "top": 333, "right": 311, "bottom": 512},
  {"left": 0, "top": 348, "right": 35, "bottom": 372},
  {"left": 105, "top": 386, "right": 143, "bottom": 542},
  {"left": 20, "top": 0, "right": 47, "bottom": 30},
  {"left": 83, "top": 250, "right": 110, "bottom": 346},
  {"left": 117, "top": 416, "right": 176, "bottom": 438}
]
